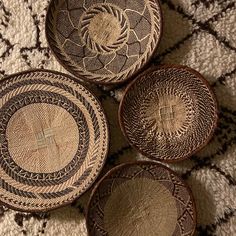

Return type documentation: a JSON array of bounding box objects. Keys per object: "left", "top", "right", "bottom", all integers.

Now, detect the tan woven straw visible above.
[
  {"left": 87, "top": 162, "right": 196, "bottom": 236},
  {"left": 119, "top": 65, "right": 218, "bottom": 162},
  {"left": 0, "top": 70, "right": 109, "bottom": 212},
  {"left": 45, "top": 0, "right": 162, "bottom": 84}
]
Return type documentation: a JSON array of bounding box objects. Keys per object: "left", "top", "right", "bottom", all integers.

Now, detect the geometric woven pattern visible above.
[
  {"left": 46, "top": 0, "right": 162, "bottom": 84},
  {"left": 87, "top": 162, "right": 196, "bottom": 236},
  {"left": 0, "top": 70, "right": 109, "bottom": 212},
  {"left": 119, "top": 65, "right": 218, "bottom": 162},
  {"left": 0, "top": 0, "right": 235, "bottom": 235}
]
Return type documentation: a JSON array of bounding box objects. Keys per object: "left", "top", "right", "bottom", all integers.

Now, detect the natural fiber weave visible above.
[
  {"left": 45, "top": 0, "right": 162, "bottom": 84},
  {"left": 104, "top": 179, "right": 178, "bottom": 236},
  {"left": 0, "top": 0, "right": 236, "bottom": 235},
  {"left": 7, "top": 103, "right": 79, "bottom": 173},
  {"left": 87, "top": 162, "right": 196, "bottom": 236},
  {"left": 0, "top": 70, "right": 109, "bottom": 212},
  {"left": 119, "top": 65, "right": 218, "bottom": 162}
]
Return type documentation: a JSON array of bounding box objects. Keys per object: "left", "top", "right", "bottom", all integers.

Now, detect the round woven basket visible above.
[
  {"left": 119, "top": 65, "right": 218, "bottom": 162},
  {"left": 45, "top": 0, "right": 162, "bottom": 84},
  {"left": 0, "top": 70, "right": 109, "bottom": 212},
  {"left": 86, "top": 161, "right": 197, "bottom": 236}
]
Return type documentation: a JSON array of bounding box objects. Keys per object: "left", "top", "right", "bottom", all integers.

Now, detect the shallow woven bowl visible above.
[
  {"left": 119, "top": 65, "right": 218, "bottom": 162},
  {"left": 86, "top": 161, "right": 197, "bottom": 236},
  {"left": 45, "top": 0, "right": 162, "bottom": 84},
  {"left": 0, "top": 70, "right": 109, "bottom": 212}
]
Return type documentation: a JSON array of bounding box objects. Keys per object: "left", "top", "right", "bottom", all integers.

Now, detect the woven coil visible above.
[
  {"left": 119, "top": 65, "right": 218, "bottom": 162},
  {"left": 87, "top": 162, "right": 196, "bottom": 236},
  {"left": 0, "top": 70, "right": 109, "bottom": 212},
  {"left": 45, "top": 0, "right": 162, "bottom": 84}
]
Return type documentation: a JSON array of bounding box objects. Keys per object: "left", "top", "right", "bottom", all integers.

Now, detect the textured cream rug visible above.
[{"left": 0, "top": 0, "right": 236, "bottom": 235}]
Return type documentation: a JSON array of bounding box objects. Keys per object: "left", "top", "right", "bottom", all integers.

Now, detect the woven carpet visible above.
[{"left": 0, "top": 0, "right": 236, "bottom": 235}]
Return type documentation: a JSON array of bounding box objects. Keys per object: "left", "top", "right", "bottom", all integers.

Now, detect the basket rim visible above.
[
  {"left": 118, "top": 64, "right": 219, "bottom": 163},
  {"left": 0, "top": 69, "right": 110, "bottom": 213}
]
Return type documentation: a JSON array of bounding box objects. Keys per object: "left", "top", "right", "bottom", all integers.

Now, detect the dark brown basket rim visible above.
[
  {"left": 45, "top": 0, "right": 163, "bottom": 85},
  {"left": 0, "top": 69, "right": 110, "bottom": 213},
  {"left": 118, "top": 64, "right": 219, "bottom": 163},
  {"left": 86, "top": 161, "right": 197, "bottom": 236}
]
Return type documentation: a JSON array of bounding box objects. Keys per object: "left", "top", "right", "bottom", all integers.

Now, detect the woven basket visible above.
[
  {"left": 0, "top": 70, "right": 109, "bottom": 212},
  {"left": 87, "top": 161, "right": 197, "bottom": 236},
  {"left": 119, "top": 65, "right": 218, "bottom": 162},
  {"left": 45, "top": 0, "right": 162, "bottom": 84}
]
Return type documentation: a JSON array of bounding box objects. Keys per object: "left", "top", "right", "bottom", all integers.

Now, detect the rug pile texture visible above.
[{"left": 0, "top": 0, "right": 236, "bottom": 235}]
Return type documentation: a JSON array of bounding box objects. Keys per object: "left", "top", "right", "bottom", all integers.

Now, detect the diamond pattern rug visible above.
[{"left": 0, "top": 0, "right": 235, "bottom": 235}]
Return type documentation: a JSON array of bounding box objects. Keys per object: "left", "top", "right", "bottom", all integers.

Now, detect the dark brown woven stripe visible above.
[
  {"left": 39, "top": 188, "right": 74, "bottom": 199},
  {"left": 0, "top": 78, "right": 101, "bottom": 144},
  {"left": 0, "top": 90, "right": 89, "bottom": 186},
  {"left": 0, "top": 178, "right": 37, "bottom": 199},
  {"left": 73, "top": 167, "right": 93, "bottom": 187}
]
